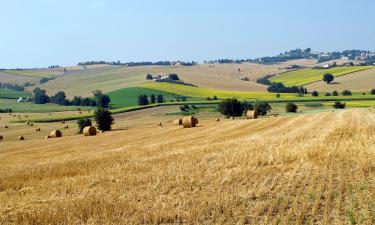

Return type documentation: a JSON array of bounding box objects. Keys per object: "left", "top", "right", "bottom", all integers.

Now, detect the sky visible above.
[{"left": 0, "top": 0, "right": 375, "bottom": 68}]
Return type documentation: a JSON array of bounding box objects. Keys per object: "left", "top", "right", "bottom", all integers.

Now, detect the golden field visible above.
[{"left": 1, "top": 108, "right": 375, "bottom": 224}]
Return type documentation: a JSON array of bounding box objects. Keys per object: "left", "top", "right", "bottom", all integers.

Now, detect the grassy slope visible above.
[
  {"left": 0, "top": 89, "right": 31, "bottom": 99},
  {"left": 108, "top": 87, "right": 199, "bottom": 108},
  {"left": 4, "top": 69, "right": 63, "bottom": 78},
  {"left": 270, "top": 66, "right": 373, "bottom": 86}
]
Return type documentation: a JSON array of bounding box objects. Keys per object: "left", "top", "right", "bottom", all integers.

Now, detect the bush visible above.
[
  {"left": 333, "top": 101, "right": 346, "bottom": 109},
  {"left": 77, "top": 118, "right": 92, "bottom": 134},
  {"left": 332, "top": 90, "right": 339, "bottom": 96},
  {"left": 342, "top": 90, "right": 352, "bottom": 96},
  {"left": 371, "top": 89, "right": 375, "bottom": 95},
  {"left": 323, "top": 73, "right": 334, "bottom": 84},
  {"left": 146, "top": 74, "right": 153, "bottom": 80},
  {"left": 94, "top": 108, "right": 114, "bottom": 131},
  {"left": 179, "top": 104, "right": 190, "bottom": 112},
  {"left": 254, "top": 101, "right": 272, "bottom": 116},
  {"left": 311, "top": 91, "right": 319, "bottom": 97},
  {"left": 325, "top": 93, "right": 331, "bottom": 96},
  {"left": 286, "top": 102, "right": 298, "bottom": 113},
  {"left": 218, "top": 98, "right": 244, "bottom": 117},
  {"left": 276, "top": 93, "right": 281, "bottom": 98}
]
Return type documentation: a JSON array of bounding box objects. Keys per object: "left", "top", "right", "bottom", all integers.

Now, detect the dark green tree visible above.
[
  {"left": 286, "top": 102, "right": 298, "bottom": 113},
  {"left": 312, "top": 91, "right": 319, "bottom": 97},
  {"left": 332, "top": 90, "right": 339, "bottom": 96},
  {"left": 218, "top": 98, "right": 244, "bottom": 117},
  {"left": 150, "top": 94, "right": 156, "bottom": 104},
  {"left": 157, "top": 94, "right": 164, "bottom": 103},
  {"left": 32, "top": 88, "right": 50, "bottom": 104},
  {"left": 93, "top": 90, "right": 111, "bottom": 108},
  {"left": 254, "top": 101, "right": 272, "bottom": 116},
  {"left": 94, "top": 108, "right": 114, "bottom": 131},
  {"left": 51, "top": 91, "right": 66, "bottom": 105},
  {"left": 323, "top": 73, "right": 334, "bottom": 84}
]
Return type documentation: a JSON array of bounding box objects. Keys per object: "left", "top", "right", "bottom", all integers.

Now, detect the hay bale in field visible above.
[
  {"left": 64, "top": 125, "right": 69, "bottom": 129},
  {"left": 83, "top": 126, "right": 97, "bottom": 136},
  {"left": 18, "top": 136, "right": 24, "bottom": 140},
  {"left": 4, "top": 125, "right": 8, "bottom": 128},
  {"left": 45, "top": 135, "right": 51, "bottom": 139},
  {"left": 0, "top": 135, "right": 3, "bottom": 140},
  {"left": 36, "top": 128, "right": 41, "bottom": 132},
  {"left": 182, "top": 116, "right": 198, "bottom": 128},
  {"left": 216, "top": 118, "right": 220, "bottom": 122},
  {"left": 246, "top": 110, "right": 258, "bottom": 119},
  {"left": 173, "top": 119, "right": 183, "bottom": 125},
  {"left": 50, "top": 130, "right": 62, "bottom": 138}
]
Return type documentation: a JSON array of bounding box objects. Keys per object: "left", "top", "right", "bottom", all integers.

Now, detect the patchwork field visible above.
[
  {"left": 1, "top": 108, "right": 375, "bottom": 224},
  {"left": 305, "top": 68, "right": 375, "bottom": 92},
  {"left": 270, "top": 66, "right": 373, "bottom": 87}
]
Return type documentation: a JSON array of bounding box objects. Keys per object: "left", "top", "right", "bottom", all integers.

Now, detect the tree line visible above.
[{"left": 138, "top": 94, "right": 164, "bottom": 105}]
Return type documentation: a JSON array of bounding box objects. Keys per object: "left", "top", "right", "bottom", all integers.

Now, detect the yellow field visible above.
[
  {"left": 270, "top": 66, "right": 373, "bottom": 87},
  {"left": 1, "top": 108, "right": 375, "bottom": 224},
  {"left": 144, "top": 82, "right": 297, "bottom": 99}
]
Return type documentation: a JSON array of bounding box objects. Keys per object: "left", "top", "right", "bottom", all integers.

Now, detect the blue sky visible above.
[{"left": 0, "top": 0, "right": 374, "bottom": 68}]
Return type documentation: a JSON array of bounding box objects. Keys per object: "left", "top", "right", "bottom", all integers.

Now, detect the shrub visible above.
[
  {"left": 371, "top": 89, "right": 375, "bottom": 95},
  {"left": 218, "top": 98, "right": 244, "bottom": 117},
  {"left": 254, "top": 101, "right": 272, "bottom": 116},
  {"left": 179, "top": 104, "right": 190, "bottom": 112},
  {"left": 77, "top": 118, "right": 92, "bottom": 134},
  {"left": 311, "top": 91, "right": 319, "bottom": 97},
  {"left": 276, "top": 93, "right": 281, "bottom": 98},
  {"left": 333, "top": 101, "right": 346, "bottom": 109},
  {"left": 342, "top": 90, "right": 352, "bottom": 96},
  {"left": 323, "top": 73, "right": 334, "bottom": 84},
  {"left": 332, "top": 90, "right": 339, "bottom": 96},
  {"left": 325, "top": 93, "right": 331, "bottom": 96},
  {"left": 286, "top": 102, "right": 298, "bottom": 113},
  {"left": 94, "top": 108, "right": 114, "bottom": 131},
  {"left": 146, "top": 74, "right": 153, "bottom": 80}
]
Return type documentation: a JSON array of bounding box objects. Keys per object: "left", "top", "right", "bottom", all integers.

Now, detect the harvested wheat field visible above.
[{"left": 1, "top": 109, "right": 375, "bottom": 224}]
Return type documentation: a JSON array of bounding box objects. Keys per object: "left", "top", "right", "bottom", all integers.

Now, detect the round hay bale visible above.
[
  {"left": 193, "top": 117, "right": 199, "bottom": 125},
  {"left": 18, "top": 136, "right": 24, "bottom": 141},
  {"left": 50, "top": 130, "right": 62, "bottom": 138},
  {"left": 45, "top": 135, "right": 51, "bottom": 139},
  {"left": 216, "top": 118, "right": 220, "bottom": 122},
  {"left": 182, "top": 116, "right": 198, "bottom": 128},
  {"left": 36, "top": 128, "right": 41, "bottom": 132},
  {"left": 64, "top": 125, "right": 69, "bottom": 129},
  {"left": 246, "top": 110, "right": 258, "bottom": 119},
  {"left": 83, "top": 126, "right": 97, "bottom": 136},
  {"left": 173, "top": 119, "right": 183, "bottom": 125},
  {"left": 4, "top": 125, "right": 8, "bottom": 129},
  {"left": 0, "top": 135, "right": 3, "bottom": 140}
]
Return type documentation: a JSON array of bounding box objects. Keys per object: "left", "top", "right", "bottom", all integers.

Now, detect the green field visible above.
[
  {"left": 0, "top": 88, "right": 31, "bottom": 99},
  {"left": 0, "top": 98, "right": 92, "bottom": 113},
  {"left": 270, "top": 66, "right": 373, "bottom": 86},
  {"left": 4, "top": 69, "right": 61, "bottom": 78},
  {"left": 107, "top": 87, "right": 199, "bottom": 108}
]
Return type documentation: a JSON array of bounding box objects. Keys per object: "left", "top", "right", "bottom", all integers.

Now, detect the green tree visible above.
[
  {"left": 371, "top": 89, "right": 375, "bottom": 95},
  {"left": 342, "top": 90, "right": 352, "bottom": 96},
  {"left": 286, "top": 102, "right": 298, "bottom": 113},
  {"left": 218, "top": 98, "right": 244, "bottom": 117},
  {"left": 150, "top": 94, "right": 156, "bottom": 104},
  {"left": 312, "top": 91, "right": 319, "bottom": 97},
  {"left": 254, "top": 101, "right": 272, "bottom": 116},
  {"left": 94, "top": 108, "right": 114, "bottom": 131},
  {"left": 93, "top": 90, "right": 111, "bottom": 108},
  {"left": 323, "top": 73, "right": 334, "bottom": 84},
  {"left": 333, "top": 101, "right": 346, "bottom": 109},
  {"left": 157, "top": 94, "right": 164, "bottom": 103},
  {"left": 51, "top": 91, "right": 66, "bottom": 105},
  {"left": 332, "top": 90, "right": 339, "bottom": 96},
  {"left": 32, "top": 88, "right": 50, "bottom": 104}
]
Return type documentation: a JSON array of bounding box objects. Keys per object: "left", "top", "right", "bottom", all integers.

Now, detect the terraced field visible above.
[
  {"left": 270, "top": 66, "right": 373, "bottom": 87},
  {"left": 1, "top": 109, "right": 375, "bottom": 224}
]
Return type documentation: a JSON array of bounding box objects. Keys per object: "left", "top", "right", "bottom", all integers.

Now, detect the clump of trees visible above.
[
  {"left": 32, "top": 88, "right": 101, "bottom": 107},
  {"left": 218, "top": 98, "right": 272, "bottom": 117},
  {"left": 323, "top": 73, "right": 334, "bottom": 84},
  {"left": 333, "top": 101, "right": 346, "bottom": 109},
  {"left": 332, "top": 90, "right": 339, "bottom": 96},
  {"left": 138, "top": 94, "right": 164, "bottom": 105},
  {"left": 267, "top": 82, "right": 307, "bottom": 94},
  {"left": 286, "top": 102, "right": 298, "bottom": 113}
]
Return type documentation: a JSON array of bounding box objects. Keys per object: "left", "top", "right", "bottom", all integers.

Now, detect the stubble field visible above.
[{"left": 1, "top": 108, "right": 375, "bottom": 224}]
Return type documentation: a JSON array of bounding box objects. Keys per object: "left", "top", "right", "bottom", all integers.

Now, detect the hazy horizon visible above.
[{"left": 1, "top": 0, "right": 374, "bottom": 68}]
